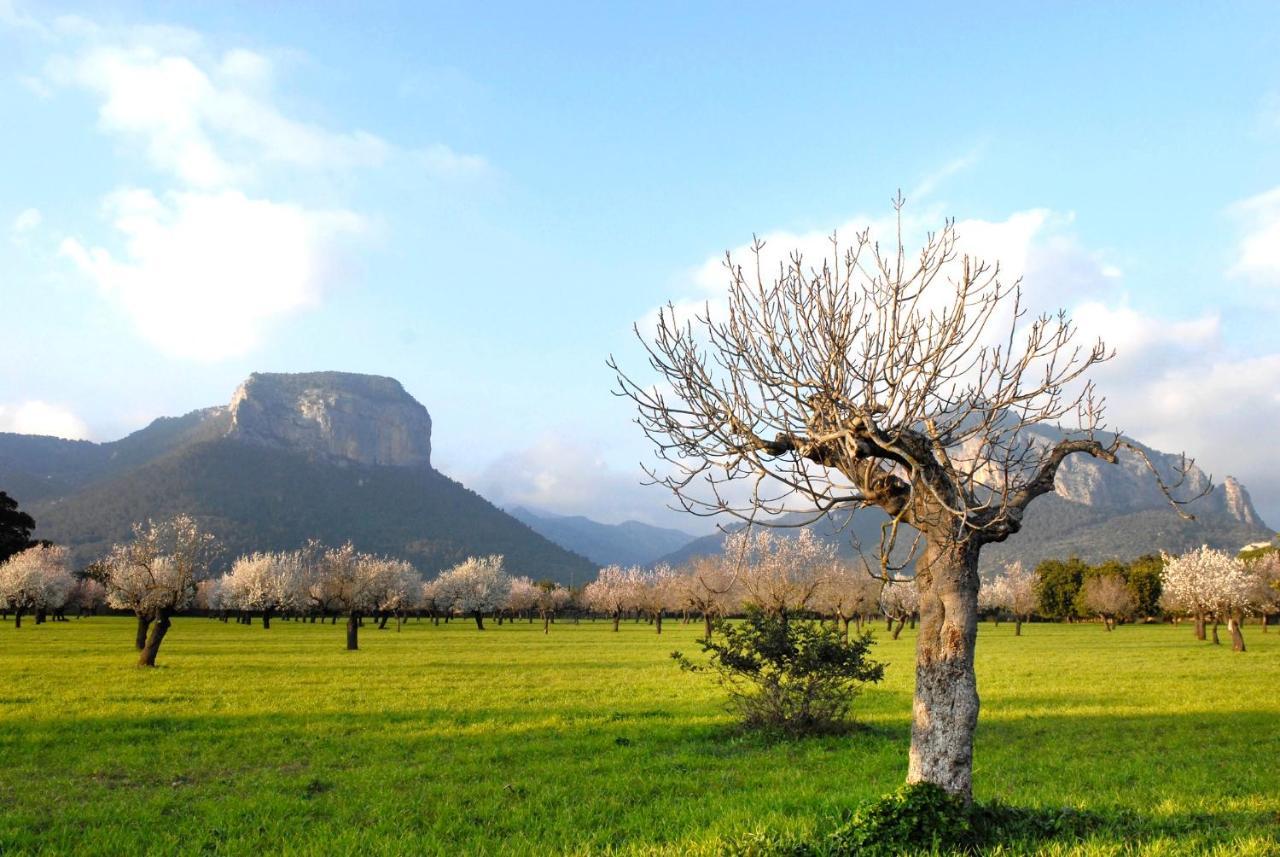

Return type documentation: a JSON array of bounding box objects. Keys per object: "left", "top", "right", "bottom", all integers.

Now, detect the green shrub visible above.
[
  {"left": 672, "top": 610, "right": 885, "bottom": 736},
  {"left": 827, "top": 783, "right": 971, "bottom": 856}
]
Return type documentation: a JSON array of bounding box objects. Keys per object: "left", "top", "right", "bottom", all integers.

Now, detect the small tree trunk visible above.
[
  {"left": 262, "top": 609, "right": 273, "bottom": 630},
  {"left": 13, "top": 608, "right": 23, "bottom": 629},
  {"left": 543, "top": 613, "right": 550, "bottom": 635},
  {"left": 612, "top": 612, "right": 620, "bottom": 632},
  {"left": 655, "top": 610, "right": 663, "bottom": 635},
  {"left": 138, "top": 611, "right": 172, "bottom": 667},
  {"left": 1211, "top": 622, "right": 1221, "bottom": 645},
  {"left": 347, "top": 612, "right": 359, "bottom": 650},
  {"left": 35, "top": 608, "right": 46, "bottom": 625},
  {"left": 907, "top": 539, "right": 980, "bottom": 802},
  {"left": 1228, "top": 614, "right": 1246, "bottom": 652},
  {"left": 473, "top": 611, "right": 485, "bottom": 631},
  {"left": 135, "top": 614, "right": 152, "bottom": 649},
  {"left": 838, "top": 613, "right": 849, "bottom": 642},
  {"left": 703, "top": 612, "right": 713, "bottom": 641},
  {"left": 1014, "top": 617, "right": 1023, "bottom": 636},
  {"left": 378, "top": 613, "right": 389, "bottom": 630},
  {"left": 1194, "top": 615, "right": 1206, "bottom": 641},
  {"left": 891, "top": 618, "right": 905, "bottom": 640}
]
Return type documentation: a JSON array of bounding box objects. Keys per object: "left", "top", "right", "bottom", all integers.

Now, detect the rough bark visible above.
[
  {"left": 1228, "top": 614, "right": 1246, "bottom": 652},
  {"left": 135, "top": 614, "right": 152, "bottom": 650},
  {"left": 473, "top": 611, "right": 485, "bottom": 631},
  {"left": 906, "top": 540, "right": 980, "bottom": 801},
  {"left": 1194, "top": 615, "right": 1206, "bottom": 641},
  {"left": 703, "top": 613, "right": 714, "bottom": 641},
  {"left": 347, "top": 612, "right": 359, "bottom": 650},
  {"left": 612, "top": 612, "right": 620, "bottom": 632},
  {"left": 138, "top": 611, "right": 171, "bottom": 667}
]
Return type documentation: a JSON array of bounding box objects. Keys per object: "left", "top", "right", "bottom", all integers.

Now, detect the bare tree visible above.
[
  {"left": 1079, "top": 574, "right": 1135, "bottom": 631},
  {"left": 611, "top": 200, "right": 1195, "bottom": 799},
  {"left": 987, "top": 561, "right": 1037, "bottom": 635}
]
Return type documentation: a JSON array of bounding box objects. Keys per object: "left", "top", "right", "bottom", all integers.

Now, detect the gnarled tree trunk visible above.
[
  {"left": 135, "top": 614, "right": 152, "bottom": 649},
  {"left": 138, "top": 611, "right": 172, "bottom": 667},
  {"left": 907, "top": 540, "right": 980, "bottom": 801}
]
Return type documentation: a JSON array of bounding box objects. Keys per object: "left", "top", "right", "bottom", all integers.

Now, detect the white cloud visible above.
[
  {"left": 0, "top": 401, "right": 90, "bottom": 440},
  {"left": 59, "top": 188, "right": 366, "bottom": 361},
  {"left": 39, "top": 27, "right": 484, "bottom": 187},
  {"left": 467, "top": 435, "right": 703, "bottom": 531},
  {"left": 16, "top": 11, "right": 489, "bottom": 360},
  {"left": 11, "top": 207, "right": 41, "bottom": 235},
  {"left": 44, "top": 42, "right": 397, "bottom": 188},
  {"left": 1229, "top": 186, "right": 1280, "bottom": 286}
]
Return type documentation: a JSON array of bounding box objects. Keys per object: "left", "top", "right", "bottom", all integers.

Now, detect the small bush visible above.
[
  {"left": 672, "top": 610, "right": 885, "bottom": 736},
  {"left": 827, "top": 783, "right": 971, "bottom": 856},
  {"left": 822, "top": 784, "right": 1115, "bottom": 856}
]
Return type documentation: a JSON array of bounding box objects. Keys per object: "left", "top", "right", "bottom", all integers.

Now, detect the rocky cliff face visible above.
[
  {"left": 954, "top": 425, "right": 1264, "bottom": 526},
  {"left": 226, "top": 372, "right": 432, "bottom": 468}
]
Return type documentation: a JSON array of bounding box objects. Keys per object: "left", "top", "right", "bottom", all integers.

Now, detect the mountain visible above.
[
  {"left": 0, "top": 372, "right": 596, "bottom": 585},
  {"left": 653, "top": 428, "right": 1273, "bottom": 573},
  {"left": 507, "top": 506, "right": 697, "bottom": 568}
]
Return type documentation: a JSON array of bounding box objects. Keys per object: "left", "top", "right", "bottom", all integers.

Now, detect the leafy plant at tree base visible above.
[
  {"left": 672, "top": 610, "right": 885, "bottom": 736},
  {"left": 718, "top": 784, "right": 1118, "bottom": 856}
]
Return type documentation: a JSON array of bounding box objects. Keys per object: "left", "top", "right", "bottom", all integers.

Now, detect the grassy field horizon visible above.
[{"left": 2, "top": 616, "right": 1277, "bottom": 855}]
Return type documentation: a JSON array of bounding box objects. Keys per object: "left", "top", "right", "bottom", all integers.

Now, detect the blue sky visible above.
[{"left": 2, "top": 1, "right": 1279, "bottom": 530}]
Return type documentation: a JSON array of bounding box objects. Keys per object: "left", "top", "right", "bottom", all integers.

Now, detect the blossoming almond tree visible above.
[
  {"left": 0, "top": 544, "right": 74, "bottom": 629},
  {"left": 434, "top": 555, "right": 511, "bottom": 630},
  {"left": 722, "top": 529, "right": 834, "bottom": 619},
  {"left": 225, "top": 551, "right": 305, "bottom": 628},
  {"left": 988, "top": 561, "right": 1038, "bottom": 635},
  {"left": 102, "top": 515, "right": 217, "bottom": 666},
  {"left": 612, "top": 203, "right": 1198, "bottom": 799},
  {"left": 584, "top": 565, "right": 637, "bottom": 631},
  {"left": 1161, "top": 546, "right": 1252, "bottom": 651}
]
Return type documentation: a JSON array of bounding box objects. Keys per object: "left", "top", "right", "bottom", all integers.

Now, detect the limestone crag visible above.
[{"left": 226, "top": 372, "right": 432, "bottom": 468}]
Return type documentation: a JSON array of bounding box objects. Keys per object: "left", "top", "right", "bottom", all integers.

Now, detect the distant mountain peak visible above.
[{"left": 226, "top": 371, "right": 432, "bottom": 468}]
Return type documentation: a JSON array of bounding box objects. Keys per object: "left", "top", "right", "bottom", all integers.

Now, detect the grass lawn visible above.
[{"left": 0, "top": 616, "right": 1277, "bottom": 855}]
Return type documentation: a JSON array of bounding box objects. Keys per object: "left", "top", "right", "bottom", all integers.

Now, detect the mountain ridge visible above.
[{"left": 0, "top": 372, "right": 595, "bottom": 584}]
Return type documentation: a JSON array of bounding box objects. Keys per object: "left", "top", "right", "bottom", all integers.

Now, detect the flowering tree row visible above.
[
  {"left": 0, "top": 544, "right": 104, "bottom": 627},
  {"left": 978, "top": 546, "right": 1280, "bottom": 649},
  {"left": 582, "top": 530, "right": 917, "bottom": 639}
]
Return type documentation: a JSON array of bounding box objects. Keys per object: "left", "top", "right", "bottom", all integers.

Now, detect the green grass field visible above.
[{"left": 1, "top": 616, "right": 1277, "bottom": 855}]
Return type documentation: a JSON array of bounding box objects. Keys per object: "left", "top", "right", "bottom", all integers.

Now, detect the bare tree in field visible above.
[
  {"left": 988, "top": 561, "right": 1038, "bottom": 636},
  {"left": 1079, "top": 574, "right": 1135, "bottom": 631},
  {"left": 879, "top": 579, "right": 919, "bottom": 640},
  {"left": 611, "top": 200, "right": 1196, "bottom": 799},
  {"left": 678, "top": 556, "right": 742, "bottom": 640}
]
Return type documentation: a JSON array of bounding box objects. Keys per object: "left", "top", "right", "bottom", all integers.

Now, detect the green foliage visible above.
[
  {"left": 826, "top": 783, "right": 971, "bottom": 855},
  {"left": 673, "top": 611, "right": 884, "bottom": 735},
  {"left": 0, "top": 490, "right": 39, "bottom": 563},
  {"left": 1125, "top": 554, "right": 1164, "bottom": 617},
  {"left": 1034, "top": 556, "right": 1089, "bottom": 619}
]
